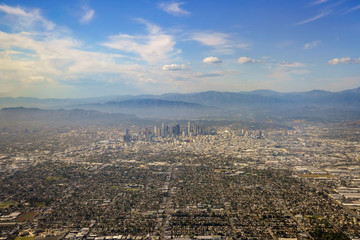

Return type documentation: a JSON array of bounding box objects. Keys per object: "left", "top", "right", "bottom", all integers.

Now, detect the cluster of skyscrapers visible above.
[{"left": 124, "top": 121, "right": 213, "bottom": 142}]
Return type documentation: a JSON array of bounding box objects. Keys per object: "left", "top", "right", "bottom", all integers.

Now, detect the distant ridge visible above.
[
  {"left": 1, "top": 86, "right": 360, "bottom": 121},
  {"left": 0, "top": 107, "right": 139, "bottom": 124},
  {"left": 75, "top": 99, "right": 218, "bottom": 119},
  {"left": 101, "top": 99, "right": 208, "bottom": 108},
  {"left": 1, "top": 86, "right": 360, "bottom": 108},
  {"left": 158, "top": 91, "right": 291, "bottom": 107}
]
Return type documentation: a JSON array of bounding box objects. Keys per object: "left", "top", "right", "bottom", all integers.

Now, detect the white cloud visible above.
[
  {"left": 190, "top": 31, "right": 249, "bottom": 54},
  {"left": 158, "top": 2, "right": 190, "bottom": 16},
  {"left": 0, "top": 3, "right": 55, "bottom": 31},
  {"left": 102, "top": 20, "right": 179, "bottom": 64},
  {"left": 80, "top": 8, "right": 95, "bottom": 24},
  {"left": 0, "top": 31, "right": 125, "bottom": 79},
  {"left": 203, "top": 56, "right": 222, "bottom": 64},
  {"left": 238, "top": 57, "right": 258, "bottom": 64},
  {"left": 192, "top": 32, "right": 228, "bottom": 46},
  {"left": 0, "top": 4, "right": 31, "bottom": 16},
  {"left": 328, "top": 57, "right": 360, "bottom": 65},
  {"left": 296, "top": 10, "right": 331, "bottom": 25},
  {"left": 304, "top": 40, "right": 321, "bottom": 50},
  {"left": 162, "top": 64, "right": 186, "bottom": 71}
]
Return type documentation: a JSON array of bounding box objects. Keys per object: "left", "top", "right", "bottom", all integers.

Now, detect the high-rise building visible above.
[
  {"left": 172, "top": 124, "right": 180, "bottom": 136},
  {"left": 154, "top": 126, "right": 157, "bottom": 137},
  {"left": 258, "top": 130, "right": 263, "bottom": 139},
  {"left": 162, "top": 122, "right": 166, "bottom": 137},
  {"left": 124, "top": 129, "right": 131, "bottom": 142},
  {"left": 187, "top": 121, "right": 191, "bottom": 136},
  {"left": 155, "top": 127, "right": 159, "bottom": 137},
  {"left": 145, "top": 128, "right": 152, "bottom": 139}
]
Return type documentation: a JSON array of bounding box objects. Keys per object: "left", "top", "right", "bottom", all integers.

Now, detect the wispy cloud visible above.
[
  {"left": 238, "top": 57, "right": 259, "bottom": 64},
  {"left": 345, "top": 5, "right": 360, "bottom": 14},
  {"left": 102, "top": 20, "right": 180, "bottom": 64},
  {"left": 158, "top": 2, "right": 190, "bottom": 16},
  {"left": 312, "top": 0, "right": 329, "bottom": 5},
  {"left": 279, "top": 61, "right": 305, "bottom": 68},
  {"left": 191, "top": 32, "right": 229, "bottom": 46},
  {"left": 304, "top": 40, "right": 321, "bottom": 50},
  {"left": 203, "top": 56, "right": 222, "bottom": 64},
  {"left": 270, "top": 61, "right": 308, "bottom": 80},
  {"left": 296, "top": 10, "right": 331, "bottom": 25},
  {"left": 195, "top": 72, "right": 223, "bottom": 78},
  {"left": 80, "top": 7, "right": 95, "bottom": 24},
  {"left": 328, "top": 57, "right": 360, "bottom": 65},
  {"left": 190, "top": 31, "right": 249, "bottom": 54},
  {"left": 0, "top": 3, "right": 55, "bottom": 31}
]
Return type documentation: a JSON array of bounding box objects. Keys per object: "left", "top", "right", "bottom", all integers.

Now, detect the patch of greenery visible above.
[
  {"left": 311, "top": 229, "right": 350, "bottom": 240},
  {"left": 0, "top": 201, "right": 17, "bottom": 208},
  {"left": 15, "top": 237, "right": 35, "bottom": 240}
]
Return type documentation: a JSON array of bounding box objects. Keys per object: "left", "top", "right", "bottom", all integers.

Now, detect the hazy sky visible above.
[{"left": 0, "top": 0, "right": 359, "bottom": 98}]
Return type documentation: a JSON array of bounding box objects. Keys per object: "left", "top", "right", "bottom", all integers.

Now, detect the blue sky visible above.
[{"left": 0, "top": 0, "right": 359, "bottom": 98}]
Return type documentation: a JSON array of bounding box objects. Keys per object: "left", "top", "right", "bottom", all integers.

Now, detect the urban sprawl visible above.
[{"left": 1, "top": 121, "right": 360, "bottom": 240}]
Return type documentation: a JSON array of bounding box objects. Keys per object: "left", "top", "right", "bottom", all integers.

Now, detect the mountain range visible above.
[
  {"left": 1, "top": 87, "right": 360, "bottom": 121},
  {"left": 0, "top": 107, "right": 139, "bottom": 127}
]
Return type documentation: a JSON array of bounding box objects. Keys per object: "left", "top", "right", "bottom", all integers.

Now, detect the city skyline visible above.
[{"left": 0, "top": 0, "right": 360, "bottom": 98}]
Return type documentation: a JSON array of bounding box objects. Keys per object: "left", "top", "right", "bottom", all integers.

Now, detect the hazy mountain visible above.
[
  {"left": 2, "top": 87, "right": 360, "bottom": 109},
  {"left": 158, "top": 91, "right": 291, "bottom": 108},
  {"left": 158, "top": 88, "right": 360, "bottom": 107},
  {"left": 1, "top": 87, "right": 360, "bottom": 121},
  {"left": 102, "top": 99, "right": 208, "bottom": 108},
  {"left": 75, "top": 99, "right": 222, "bottom": 119},
  {"left": 0, "top": 107, "right": 139, "bottom": 126}
]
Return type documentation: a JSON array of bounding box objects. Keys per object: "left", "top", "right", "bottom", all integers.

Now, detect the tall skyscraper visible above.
[
  {"left": 162, "top": 122, "right": 166, "bottom": 137},
  {"left": 154, "top": 126, "right": 157, "bottom": 137},
  {"left": 187, "top": 121, "right": 191, "bottom": 136},
  {"left": 173, "top": 124, "right": 180, "bottom": 136},
  {"left": 124, "top": 129, "right": 131, "bottom": 142}
]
